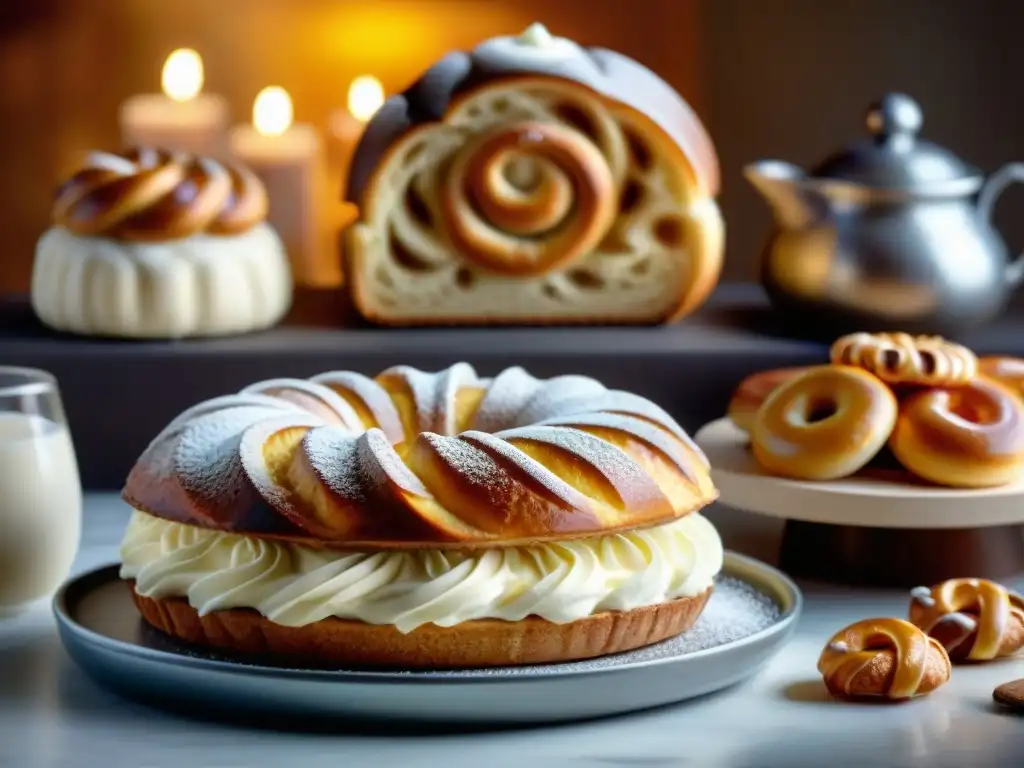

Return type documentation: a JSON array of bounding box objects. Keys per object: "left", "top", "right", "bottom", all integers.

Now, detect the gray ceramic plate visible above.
[{"left": 53, "top": 552, "right": 801, "bottom": 726}]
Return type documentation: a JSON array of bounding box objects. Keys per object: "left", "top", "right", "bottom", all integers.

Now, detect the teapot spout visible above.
[{"left": 744, "top": 160, "right": 823, "bottom": 229}]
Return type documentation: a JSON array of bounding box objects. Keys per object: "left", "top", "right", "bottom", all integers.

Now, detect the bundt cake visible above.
[{"left": 120, "top": 363, "right": 723, "bottom": 668}]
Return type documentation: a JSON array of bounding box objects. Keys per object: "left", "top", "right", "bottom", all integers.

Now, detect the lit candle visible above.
[
  {"left": 119, "top": 48, "right": 229, "bottom": 157},
  {"left": 328, "top": 75, "right": 385, "bottom": 187},
  {"left": 229, "top": 86, "right": 323, "bottom": 285}
]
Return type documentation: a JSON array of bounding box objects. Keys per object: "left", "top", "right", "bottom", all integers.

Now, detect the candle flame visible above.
[
  {"left": 253, "top": 86, "right": 293, "bottom": 137},
  {"left": 162, "top": 48, "right": 203, "bottom": 102},
  {"left": 347, "top": 75, "right": 385, "bottom": 123}
]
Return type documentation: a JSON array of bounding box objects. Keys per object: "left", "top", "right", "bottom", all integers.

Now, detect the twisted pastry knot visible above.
[
  {"left": 909, "top": 579, "right": 1024, "bottom": 662},
  {"left": 124, "top": 363, "right": 716, "bottom": 547},
  {"left": 52, "top": 147, "right": 268, "bottom": 241},
  {"left": 817, "top": 617, "right": 951, "bottom": 701},
  {"left": 830, "top": 332, "right": 978, "bottom": 387}
]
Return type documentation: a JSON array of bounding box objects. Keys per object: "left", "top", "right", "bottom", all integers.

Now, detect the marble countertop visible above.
[{"left": 3, "top": 494, "right": 1024, "bottom": 768}]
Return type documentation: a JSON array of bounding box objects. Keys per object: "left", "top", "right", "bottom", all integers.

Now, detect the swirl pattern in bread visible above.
[
  {"left": 122, "top": 363, "right": 716, "bottom": 547},
  {"left": 343, "top": 26, "right": 723, "bottom": 326}
]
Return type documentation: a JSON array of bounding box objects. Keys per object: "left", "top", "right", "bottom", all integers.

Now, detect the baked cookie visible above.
[{"left": 343, "top": 23, "right": 723, "bottom": 326}]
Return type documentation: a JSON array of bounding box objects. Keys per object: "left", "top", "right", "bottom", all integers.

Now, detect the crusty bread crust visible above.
[{"left": 129, "top": 581, "right": 711, "bottom": 669}]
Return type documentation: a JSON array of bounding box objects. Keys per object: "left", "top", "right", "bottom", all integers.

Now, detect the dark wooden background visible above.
[{"left": 1, "top": 0, "right": 1022, "bottom": 292}]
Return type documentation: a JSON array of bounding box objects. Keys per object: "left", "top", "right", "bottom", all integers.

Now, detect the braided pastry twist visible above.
[
  {"left": 817, "top": 617, "right": 951, "bottom": 701},
  {"left": 909, "top": 579, "right": 1024, "bottom": 662},
  {"left": 52, "top": 147, "right": 268, "bottom": 241},
  {"left": 830, "top": 332, "right": 978, "bottom": 387}
]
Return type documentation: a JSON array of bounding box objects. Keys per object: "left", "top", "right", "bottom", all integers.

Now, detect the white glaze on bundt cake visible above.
[{"left": 123, "top": 363, "right": 715, "bottom": 548}]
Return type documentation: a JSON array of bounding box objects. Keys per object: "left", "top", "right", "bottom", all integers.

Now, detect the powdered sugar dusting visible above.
[
  {"left": 239, "top": 414, "right": 325, "bottom": 509},
  {"left": 421, "top": 433, "right": 512, "bottom": 496},
  {"left": 470, "top": 366, "right": 543, "bottom": 433},
  {"left": 303, "top": 427, "right": 368, "bottom": 502},
  {"left": 243, "top": 378, "right": 364, "bottom": 431},
  {"left": 498, "top": 425, "right": 663, "bottom": 507},
  {"left": 359, "top": 428, "right": 431, "bottom": 497},
  {"left": 310, "top": 371, "right": 404, "bottom": 443},
  {"left": 459, "top": 430, "right": 589, "bottom": 509},
  {"left": 539, "top": 412, "right": 701, "bottom": 484},
  {"left": 514, "top": 375, "right": 609, "bottom": 428},
  {"left": 435, "top": 363, "right": 479, "bottom": 435},
  {"left": 174, "top": 406, "right": 285, "bottom": 518}
]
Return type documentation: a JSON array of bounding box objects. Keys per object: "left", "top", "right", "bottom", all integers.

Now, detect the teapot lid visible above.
[{"left": 811, "top": 93, "right": 982, "bottom": 191}]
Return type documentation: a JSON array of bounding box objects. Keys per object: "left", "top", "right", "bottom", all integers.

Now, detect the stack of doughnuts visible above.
[{"left": 727, "top": 332, "right": 1024, "bottom": 488}]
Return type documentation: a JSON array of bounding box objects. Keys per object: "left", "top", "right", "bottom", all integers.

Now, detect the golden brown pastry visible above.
[
  {"left": 32, "top": 147, "right": 291, "bottom": 339},
  {"left": 750, "top": 365, "right": 898, "bottom": 480},
  {"left": 979, "top": 356, "right": 1024, "bottom": 401},
  {"left": 818, "top": 617, "right": 951, "bottom": 701},
  {"left": 726, "top": 366, "right": 814, "bottom": 433},
  {"left": 343, "top": 24, "right": 723, "bottom": 326},
  {"left": 909, "top": 579, "right": 1024, "bottom": 662},
  {"left": 888, "top": 376, "right": 1024, "bottom": 488},
  {"left": 52, "top": 147, "right": 267, "bottom": 240},
  {"left": 119, "top": 363, "right": 725, "bottom": 668},
  {"left": 831, "top": 332, "right": 978, "bottom": 387}
]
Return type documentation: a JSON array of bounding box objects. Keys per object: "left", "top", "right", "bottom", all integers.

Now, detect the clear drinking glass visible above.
[{"left": 0, "top": 367, "right": 82, "bottom": 614}]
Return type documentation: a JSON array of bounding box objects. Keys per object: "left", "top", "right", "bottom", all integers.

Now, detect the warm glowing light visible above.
[
  {"left": 161, "top": 48, "right": 204, "bottom": 102},
  {"left": 253, "top": 86, "right": 293, "bottom": 137},
  {"left": 347, "top": 75, "right": 385, "bottom": 123}
]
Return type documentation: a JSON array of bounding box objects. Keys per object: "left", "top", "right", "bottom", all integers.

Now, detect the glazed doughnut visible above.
[
  {"left": 888, "top": 375, "right": 1024, "bottom": 488},
  {"left": 831, "top": 332, "right": 978, "bottom": 387},
  {"left": 909, "top": 579, "right": 1024, "bottom": 662},
  {"left": 751, "top": 365, "right": 898, "bottom": 481},
  {"left": 726, "top": 366, "right": 814, "bottom": 433},
  {"left": 979, "top": 356, "right": 1024, "bottom": 401},
  {"left": 818, "top": 617, "right": 951, "bottom": 701}
]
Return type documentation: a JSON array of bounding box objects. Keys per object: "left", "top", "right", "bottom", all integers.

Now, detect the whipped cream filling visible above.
[{"left": 120, "top": 511, "right": 723, "bottom": 634}]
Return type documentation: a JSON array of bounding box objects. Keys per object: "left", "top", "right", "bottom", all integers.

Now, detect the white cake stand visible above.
[{"left": 694, "top": 418, "right": 1024, "bottom": 586}]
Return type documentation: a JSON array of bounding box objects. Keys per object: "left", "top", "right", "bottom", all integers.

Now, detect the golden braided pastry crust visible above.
[
  {"left": 122, "top": 363, "right": 716, "bottom": 548},
  {"left": 909, "top": 579, "right": 1024, "bottom": 662},
  {"left": 818, "top": 617, "right": 951, "bottom": 701},
  {"left": 52, "top": 147, "right": 268, "bottom": 241},
  {"left": 830, "top": 332, "right": 978, "bottom": 387}
]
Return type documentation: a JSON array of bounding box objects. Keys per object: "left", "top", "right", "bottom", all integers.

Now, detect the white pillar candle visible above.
[
  {"left": 230, "top": 86, "right": 323, "bottom": 286},
  {"left": 328, "top": 75, "right": 385, "bottom": 192},
  {"left": 119, "top": 49, "right": 229, "bottom": 158}
]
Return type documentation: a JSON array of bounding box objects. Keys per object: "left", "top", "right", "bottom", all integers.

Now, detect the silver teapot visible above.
[{"left": 745, "top": 93, "right": 1024, "bottom": 336}]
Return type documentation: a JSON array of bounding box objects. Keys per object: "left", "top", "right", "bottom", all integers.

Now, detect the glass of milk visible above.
[{"left": 0, "top": 367, "right": 81, "bottom": 615}]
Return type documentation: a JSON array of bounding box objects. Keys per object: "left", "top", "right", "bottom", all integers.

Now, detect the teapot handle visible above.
[{"left": 979, "top": 162, "right": 1024, "bottom": 286}]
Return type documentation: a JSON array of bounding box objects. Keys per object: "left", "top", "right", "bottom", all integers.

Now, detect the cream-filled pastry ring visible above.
[
  {"left": 751, "top": 365, "right": 898, "bottom": 480},
  {"left": 120, "top": 362, "right": 723, "bottom": 667}
]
